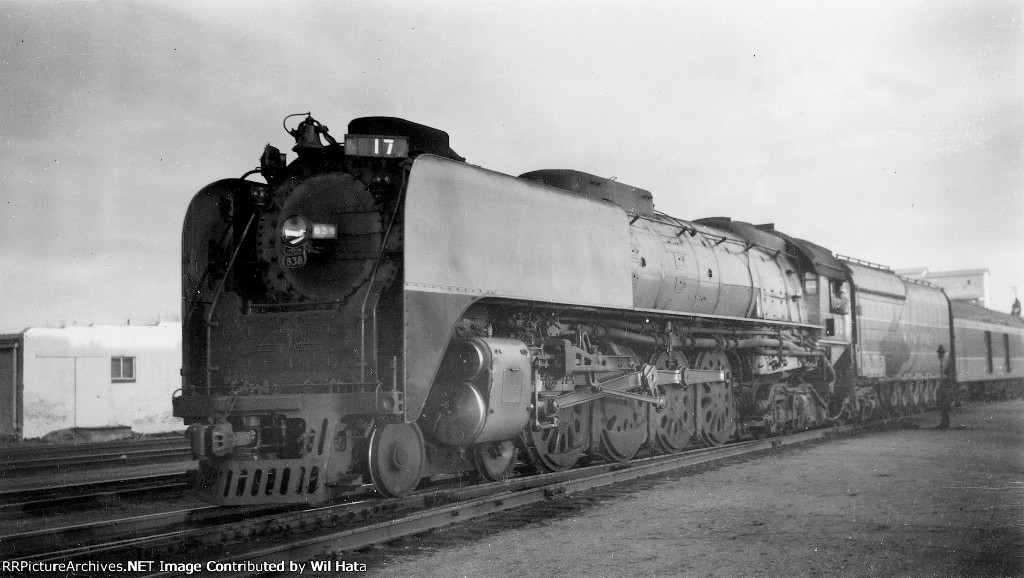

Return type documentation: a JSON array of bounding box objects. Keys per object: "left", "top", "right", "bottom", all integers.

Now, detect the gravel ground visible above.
[{"left": 351, "top": 401, "right": 1024, "bottom": 578}]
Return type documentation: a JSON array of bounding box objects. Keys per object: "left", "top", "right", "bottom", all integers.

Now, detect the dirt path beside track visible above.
[{"left": 356, "top": 401, "right": 1024, "bottom": 577}]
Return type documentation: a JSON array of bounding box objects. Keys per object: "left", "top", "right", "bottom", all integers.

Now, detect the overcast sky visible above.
[{"left": 1, "top": 1, "right": 1021, "bottom": 332}]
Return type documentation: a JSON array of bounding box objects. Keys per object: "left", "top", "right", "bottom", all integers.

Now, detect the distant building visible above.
[
  {"left": 896, "top": 268, "right": 991, "bottom": 308},
  {"left": 0, "top": 322, "right": 183, "bottom": 440}
]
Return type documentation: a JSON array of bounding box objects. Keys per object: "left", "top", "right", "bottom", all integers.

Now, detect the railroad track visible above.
[
  {"left": 0, "top": 472, "right": 191, "bottom": 513},
  {"left": 4, "top": 417, "right": 917, "bottom": 576},
  {"left": 1, "top": 436, "right": 191, "bottom": 474},
  {"left": 0, "top": 502, "right": 305, "bottom": 561}
]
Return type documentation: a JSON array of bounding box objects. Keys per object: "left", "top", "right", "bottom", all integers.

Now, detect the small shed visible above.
[{"left": 0, "top": 322, "right": 183, "bottom": 440}]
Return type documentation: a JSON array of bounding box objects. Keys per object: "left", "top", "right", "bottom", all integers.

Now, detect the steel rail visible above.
[
  {"left": 3, "top": 449, "right": 193, "bottom": 473},
  {"left": 150, "top": 418, "right": 916, "bottom": 578},
  {"left": 206, "top": 427, "right": 844, "bottom": 573},
  {"left": 1, "top": 438, "right": 191, "bottom": 473},
  {"left": 0, "top": 473, "right": 190, "bottom": 513},
  {"left": 1, "top": 436, "right": 188, "bottom": 458},
  {"left": 0, "top": 507, "right": 216, "bottom": 558},
  {"left": 8, "top": 438, "right": 779, "bottom": 564},
  {"left": 2, "top": 502, "right": 304, "bottom": 561},
  {"left": 6, "top": 416, "right": 919, "bottom": 575}
]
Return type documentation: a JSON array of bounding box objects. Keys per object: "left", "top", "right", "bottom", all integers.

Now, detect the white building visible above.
[
  {"left": 896, "top": 268, "right": 991, "bottom": 308},
  {"left": 0, "top": 322, "right": 184, "bottom": 440}
]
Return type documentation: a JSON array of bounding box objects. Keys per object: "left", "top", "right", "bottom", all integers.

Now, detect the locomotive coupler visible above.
[{"left": 187, "top": 421, "right": 257, "bottom": 458}]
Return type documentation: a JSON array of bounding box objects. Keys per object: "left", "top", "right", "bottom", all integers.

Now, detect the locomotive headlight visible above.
[{"left": 281, "top": 215, "right": 310, "bottom": 246}]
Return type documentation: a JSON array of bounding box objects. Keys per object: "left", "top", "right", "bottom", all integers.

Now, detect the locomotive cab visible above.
[{"left": 802, "top": 275, "right": 851, "bottom": 341}]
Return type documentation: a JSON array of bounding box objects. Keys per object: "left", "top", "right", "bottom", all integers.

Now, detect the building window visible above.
[{"left": 112, "top": 356, "right": 136, "bottom": 382}]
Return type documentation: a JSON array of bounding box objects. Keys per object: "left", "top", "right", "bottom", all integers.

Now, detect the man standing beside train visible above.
[{"left": 935, "top": 345, "right": 954, "bottom": 430}]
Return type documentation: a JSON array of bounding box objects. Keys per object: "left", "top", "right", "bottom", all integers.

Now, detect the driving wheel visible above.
[
  {"left": 648, "top": 351, "right": 694, "bottom": 454},
  {"left": 595, "top": 396, "right": 647, "bottom": 462},
  {"left": 695, "top": 351, "right": 736, "bottom": 447},
  {"left": 520, "top": 404, "right": 587, "bottom": 472}
]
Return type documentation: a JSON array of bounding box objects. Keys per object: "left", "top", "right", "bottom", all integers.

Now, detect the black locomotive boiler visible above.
[{"left": 174, "top": 115, "right": 1019, "bottom": 505}]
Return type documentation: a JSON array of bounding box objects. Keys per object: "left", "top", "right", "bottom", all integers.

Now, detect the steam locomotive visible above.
[{"left": 174, "top": 114, "right": 1024, "bottom": 505}]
